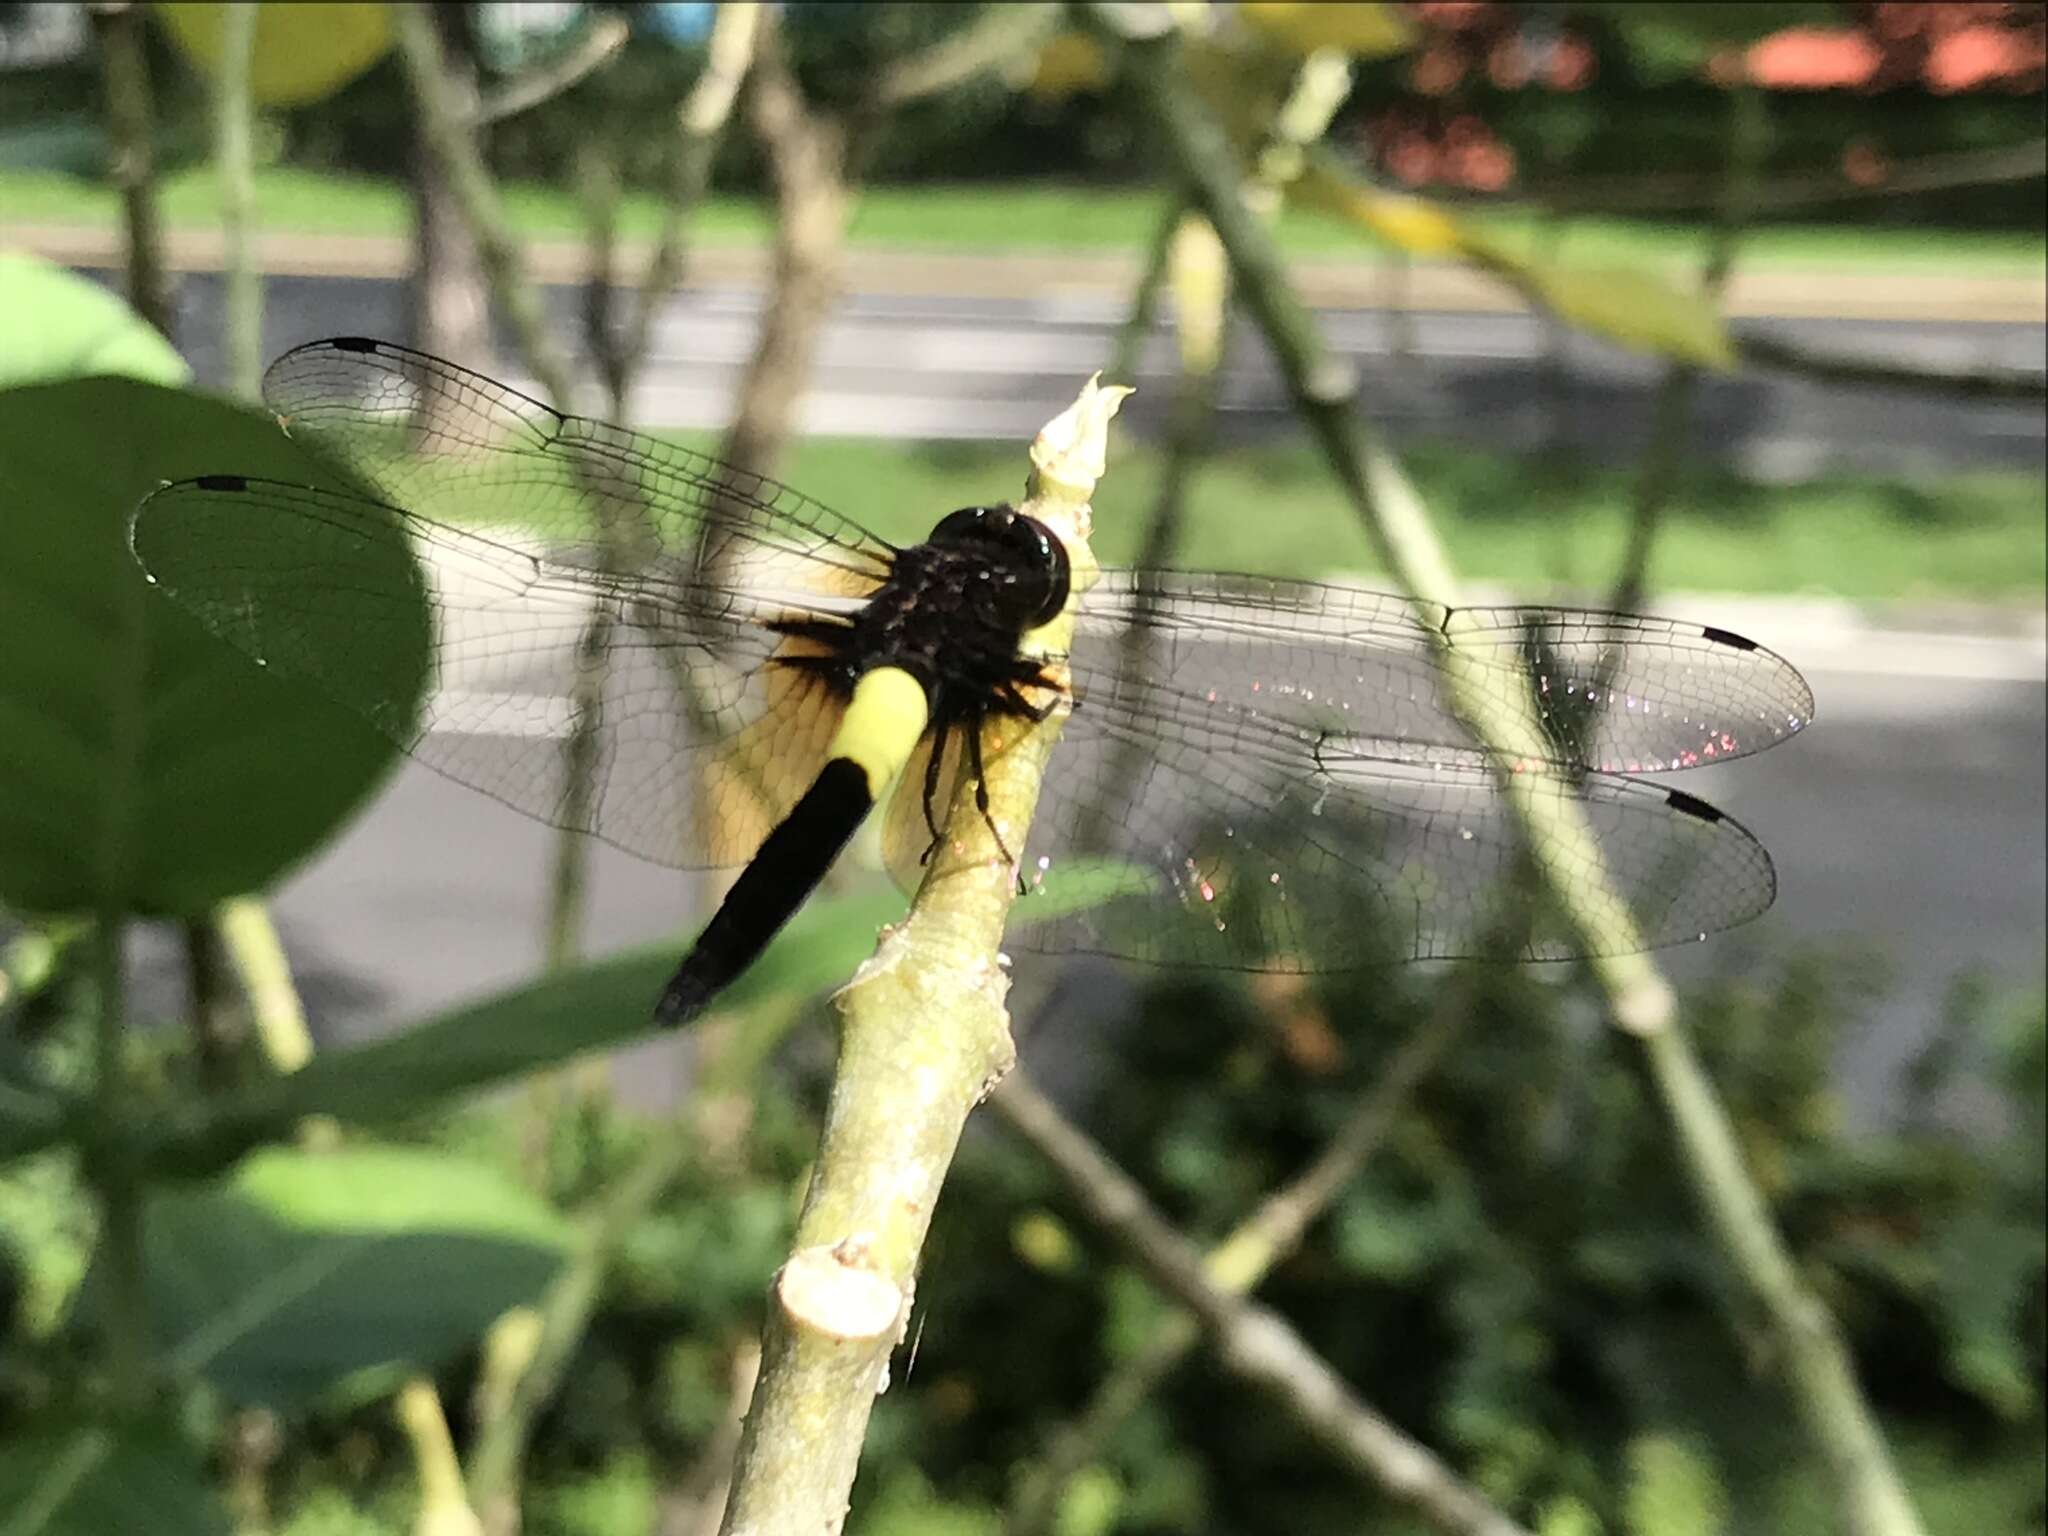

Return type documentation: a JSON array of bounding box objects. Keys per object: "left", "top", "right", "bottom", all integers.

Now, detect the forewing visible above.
[
  {"left": 132, "top": 475, "right": 859, "bottom": 869},
  {"left": 992, "top": 571, "right": 1802, "bottom": 968},
  {"left": 264, "top": 337, "right": 897, "bottom": 582},
  {"left": 1071, "top": 573, "right": 1814, "bottom": 774}
]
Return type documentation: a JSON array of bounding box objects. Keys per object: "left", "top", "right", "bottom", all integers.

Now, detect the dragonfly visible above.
[{"left": 131, "top": 338, "right": 1813, "bottom": 1024}]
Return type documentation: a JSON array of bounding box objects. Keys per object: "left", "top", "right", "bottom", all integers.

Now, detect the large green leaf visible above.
[
  {"left": 0, "top": 253, "right": 187, "bottom": 389},
  {"left": 0, "top": 377, "right": 422, "bottom": 916},
  {"left": 152, "top": 2, "right": 393, "bottom": 107},
  {"left": 115, "top": 1145, "right": 571, "bottom": 1410},
  {"left": 0, "top": 1422, "right": 229, "bottom": 1536},
  {"left": 149, "top": 863, "right": 1141, "bottom": 1176}
]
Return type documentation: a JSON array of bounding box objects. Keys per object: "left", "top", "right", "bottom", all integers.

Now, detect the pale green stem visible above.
[
  {"left": 215, "top": 0, "right": 262, "bottom": 401},
  {"left": 1116, "top": 26, "right": 1927, "bottom": 1536}
]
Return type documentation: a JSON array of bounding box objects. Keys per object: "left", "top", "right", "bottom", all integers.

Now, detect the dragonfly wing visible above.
[
  {"left": 133, "top": 475, "right": 864, "bottom": 869},
  {"left": 1012, "top": 707, "right": 1776, "bottom": 970},
  {"left": 1070, "top": 573, "right": 1814, "bottom": 775},
  {"left": 982, "top": 571, "right": 1801, "bottom": 969},
  {"left": 264, "top": 337, "right": 898, "bottom": 579}
]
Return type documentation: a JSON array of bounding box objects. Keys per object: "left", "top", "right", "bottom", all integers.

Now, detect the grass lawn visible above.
[
  {"left": 681, "top": 432, "right": 2046, "bottom": 604},
  {"left": 6, "top": 165, "right": 2045, "bottom": 277}
]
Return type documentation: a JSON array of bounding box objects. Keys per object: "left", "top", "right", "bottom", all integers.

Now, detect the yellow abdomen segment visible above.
[{"left": 828, "top": 666, "right": 932, "bottom": 798}]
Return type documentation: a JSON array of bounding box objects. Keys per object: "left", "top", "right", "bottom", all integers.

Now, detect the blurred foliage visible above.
[
  {"left": 6, "top": 2, "right": 2033, "bottom": 230},
  {"left": 4, "top": 940, "right": 2039, "bottom": 1532}
]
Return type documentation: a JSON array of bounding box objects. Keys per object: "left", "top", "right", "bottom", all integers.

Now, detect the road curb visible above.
[{"left": 14, "top": 221, "right": 2046, "bottom": 324}]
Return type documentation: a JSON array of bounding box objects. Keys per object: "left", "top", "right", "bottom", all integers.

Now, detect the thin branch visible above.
[
  {"left": 1611, "top": 83, "right": 1766, "bottom": 619},
  {"left": 992, "top": 1069, "right": 1532, "bottom": 1536},
  {"left": 715, "top": 380, "right": 1130, "bottom": 1530},
  {"left": 598, "top": 0, "right": 764, "bottom": 409},
  {"left": 1736, "top": 331, "right": 2048, "bottom": 402},
  {"left": 473, "top": 13, "right": 629, "bottom": 127},
  {"left": 89, "top": 2, "right": 171, "bottom": 338},
  {"left": 215, "top": 898, "right": 313, "bottom": 1077},
  {"left": 1506, "top": 135, "right": 2047, "bottom": 217},
  {"left": 1102, "top": 193, "right": 1184, "bottom": 388},
  {"left": 1005, "top": 997, "right": 1468, "bottom": 1534},
  {"left": 873, "top": 2, "right": 1062, "bottom": 109},
  {"left": 1113, "top": 22, "right": 1930, "bottom": 1536},
  {"left": 392, "top": 1, "right": 575, "bottom": 404},
  {"left": 469, "top": 1129, "right": 698, "bottom": 1532},
  {"left": 213, "top": 0, "right": 262, "bottom": 401}
]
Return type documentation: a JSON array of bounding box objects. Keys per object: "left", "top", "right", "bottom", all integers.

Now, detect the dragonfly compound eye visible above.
[{"left": 932, "top": 505, "right": 1070, "bottom": 629}]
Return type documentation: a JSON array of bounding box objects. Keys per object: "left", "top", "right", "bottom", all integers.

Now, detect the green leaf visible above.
[
  {"left": 1462, "top": 234, "right": 1739, "bottom": 370},
  {"left": 152, "top": 2, "right": 393, "bottom": 107},
  {"left": 0, "top": 1422, "right": 229, "bottom": 1536},
  {"left": 1237, "top": 2, "right": 1417, "bottom": 61},
  {"left": 0, "top": 253, "right": 187, "bottom": 389},
  {"left": 1292, "top": 159, "right": 1736, "bottom": 369},
  {"left": 117, "top": 1145, "right": 571, "bottom": 1410},
  {"left": 152, "top": 865, "right": 1139, "bottom": 1174},
  {"left": 0, "top": 377, "right": 420, "bottom": 917}
]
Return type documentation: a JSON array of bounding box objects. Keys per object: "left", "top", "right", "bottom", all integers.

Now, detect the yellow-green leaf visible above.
[
  {"left": 1463, "top": 232, "right": 1738, "bottom": 369},
  {"left": 1291, "top": 159, "right": 1736, "bottom": 369},
  {"left": 1238, "top": 1, "right": 1417, "bottom": 60},
  {"left": 1026, "top": 31, "right": 1112, "bottom": 100},
  {"left": 154, "top": 2, "right": 392, "bottom": 107}
]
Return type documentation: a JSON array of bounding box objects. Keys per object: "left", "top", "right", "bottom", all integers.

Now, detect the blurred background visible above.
[{"left": 0, "top": 4, "right": 2042, "bottom": 1534}]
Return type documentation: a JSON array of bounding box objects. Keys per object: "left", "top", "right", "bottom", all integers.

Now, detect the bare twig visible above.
[
  {"left": 468, "top": 1130, "right": 698, "bottom": 1533},
  {"left": 89, "top": 2, "right": 172, "bottom": 337},
  {"left": 213, "top": 0, "right": 262, "bottom": 401},
  {"left": 993, "top": 1068, "right": 1531, "bottom": 1536},
  {"left": 1101, "top": 194, "right": 1184, "bottom": 387},
  {"left": 1505, "top": 136, "right": 2047, "bottom": 217},
  {"left": 1612, "top": 83, "right": 1766, "bottom": 619},
  {"left": 716, "top": 380, "right": 1129, "bottom": 1530},
  {"left": 1115, "top": 23, "right": 1929, "bottom": 1536},
  {"left": 215, "top": 898, "right": 314, "bottom": 1077},
  {"left": 473, "top": 13, "right": 629, "bottom": 127},
  {"left": 1005, "top": 999, "right": 1468, "bottom": 1534},
  {"left": 593, "top": 0, "right": 763, "bottom": 410},
  {"left": 874, "top": 2, "right": 1062, "bottom": 108},
  {"left": 392, "top": 1, "right": 575, "bottom": 403},
  {"left": 717, "top": 8, "right": 853, "bottom": 481},
  {"left": 1736, "top": 332, "right": 2048, "bottom": 402}
]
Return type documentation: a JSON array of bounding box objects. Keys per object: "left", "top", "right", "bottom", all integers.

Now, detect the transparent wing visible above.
[
  {"left": 1069, "top": 572, "right": 1814, "bottom": 775},
  {"left": 894, "top": 572, "right": 1809, "bottom": 969},
  {"left": 129, "top": 340, "right": 918, "bottom": 869},
  {"left": 265, "top": 337, "right": 898, "bottom": 582}
]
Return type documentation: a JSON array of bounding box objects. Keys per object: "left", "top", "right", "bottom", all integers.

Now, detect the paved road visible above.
[
  {"left": 127, "top": 270, "right": 2048, "bottom": 476},
  {"left": 120, "top": 608, "right": 2044, "bottom": 1128}
]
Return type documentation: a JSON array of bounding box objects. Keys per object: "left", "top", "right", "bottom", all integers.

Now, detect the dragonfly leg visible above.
[
  {"left": 966, "top": 716, "right": 1017, "bottom": 865},
  {"left": 917, "top": 723, "right": 948, "bottom": 867}
]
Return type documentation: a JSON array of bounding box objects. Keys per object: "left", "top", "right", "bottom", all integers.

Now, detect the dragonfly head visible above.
[{"left": 928, "top": 504, "right": 1071, "bottom": 631}]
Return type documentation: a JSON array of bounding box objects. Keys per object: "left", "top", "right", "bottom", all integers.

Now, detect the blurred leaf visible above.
[
  {"left": 1292, "top": 159, "right": 1736, "bottom": 368},
  {"left": 154, "top": 864, "right": 1137, "bottom": 1170},
  {"left": 0, "top": 378, "right": 414, "bottom": 917},
  {"left": 0, "top": 119, "right": 112, "bottom": 178},
  {"left": 1464, "top": 237, "right": 1738, "bottom": 370},
  {"left": 152, "top": 2, "right": 392, "bottom": 107},
  {"left": 1927, "top": 1202, "right": 2043, "bottom": 1419},
  {"left": 0, "top": 253, "right": 187, "bottom": 388},
  {"left": 1237, "top": 2, "right": 1416, "bottom": 61},
  {"left": 0, "top": 1421, "right": 229, "bottom": 1536},
  {"left": 1026, "top": 32, "right": 1112, "bottom": 100},
  {"left": 117, "top": 1145, "right": 571, "bottom": 1410},
  {"left": 1622, "top": 1433, "right": 1729, "bottom": 1536}
]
